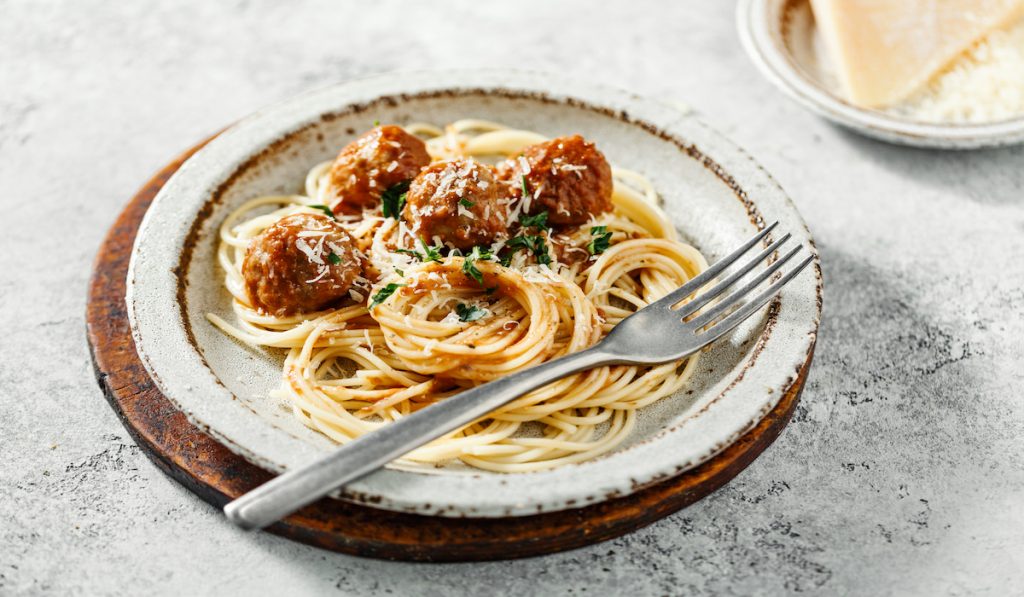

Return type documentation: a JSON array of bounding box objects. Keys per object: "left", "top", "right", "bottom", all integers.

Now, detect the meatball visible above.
[
  {"left": 404, "top": 159, "right": 508, "bottom": 251},
  {"left": 326, "top": 125, "right": 431, "bottom": 214},
  {"left": 497, "top": 134, "right": 614, "bottom": 226},
  {"left": 243, "top": 213, "right": 363, "bottom": 316}
]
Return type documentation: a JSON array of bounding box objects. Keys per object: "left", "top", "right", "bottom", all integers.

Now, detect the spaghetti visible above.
[{"left": 208, "top": 119, "right": 707, "bottom": 472}]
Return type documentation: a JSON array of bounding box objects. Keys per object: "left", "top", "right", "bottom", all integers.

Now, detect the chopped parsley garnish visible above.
[
  {"left": 369, "top": 283, "right": 405, "bottom": 309},
  {"left": 520, "top": 174, "right": 530, "bottom": 199},
  {"left": 456, "top": 303, "right": 487, "bottom": 322},
  {"left": 395, "top": 268, "right": 404, "bottom": 277},
  {"left": 327, "top": 252, "right": 342, "bottom": 265},
  {"left": 518, "top": 210, "right": 550, "bottom": 230},
  {"left": 504, "top": 234, "right": 550, "bottom": 265},
  {"left": 308, "top": 204, "right": 336, "bottom": 220},
  {"left": 505, "top": 235, "right": 535, "bottom": 252},
  {"left": 463, "top": 260, "right": 483, "bottom": 283},
  {"left": 396, "top": 238, "right": 444, "bottom": 263},
  {"left": 587, "top": 225, "right": 613, "bottom": 255},
  {"left": 381, "top": 180, "right": 411, "bottom": 219},
  {"left": 419, "top": 237, "right": 443, "bottom": 262},
  {"left": 462, "top": 246, "right": 493, "bottom": 284},
  {"left": 373, "top": 119, "right": 381, "bottom": 126},
  {"left": 458, "top": 197, "right": 475, "bottom": 209}
]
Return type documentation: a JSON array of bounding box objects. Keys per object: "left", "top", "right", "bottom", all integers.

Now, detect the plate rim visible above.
[
  {"left": 126, "top": 69, "right": 823, "bottom": 517},
  {"left": 736, "top": 0, "right": 1024, "bottom": 149}
]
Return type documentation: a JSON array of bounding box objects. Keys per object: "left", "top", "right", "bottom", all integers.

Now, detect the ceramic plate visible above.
[
  {"left": 737, "top": 0, "right": 1024, "bottom": 149},
  {"left": 127, "top": 70, "right": 822, "bottom": 517}
]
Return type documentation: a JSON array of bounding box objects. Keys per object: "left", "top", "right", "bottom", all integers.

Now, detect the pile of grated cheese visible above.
[{"left": 894, "top": 17, "right": 1024, "bottom": 124}]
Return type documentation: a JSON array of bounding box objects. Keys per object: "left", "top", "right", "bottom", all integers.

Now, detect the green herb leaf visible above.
[
  {"left": 395, "top": 268, "right": 404, "bottom": 277},
  {"left": 502, "top": 235, "right": 530, "bottom": 265},
  {"left": 369, "top": 283, "right": 405, "bottom": 309},
  {"left": 505, "top": 235, "right": 535, "bottom": 251},
  {"left": 396, "top": 239, "right": 443, "bottom": 263},
  {"left": 381, "top": 180, "right": 411, "bottom": 219},
  {"left": 394, "top": 248, "right": 421, "bottom": 259},
  {"left": 308, "top": 204, "right": 336, "bottom": 220},
  {"left": 458, "top": 197, "right": 475, "bottom": 209},
  {"left": 462, "top": 260, "right": 483, "bottom": 284},
  {"left": 419, "top": 237, "right": 443, "bottom": 262},
  {"left": 455, "top": 303, "right": 487, "bottom": 322},
  {"left": 520, "top": 174, "right": 530, "bottom": 198},
  {"left": 327, "top": 252, "right": 342, "bottom": 265},
  {"left": 518, "top": 210, "right": 549, "bottom": 230},
  {"left": 587, "top": 225, "right": 613, "bottom": 255},
  {"left": 504, "top": 234, "right": 550, "bottom": 265},
  {"left": 472, "top": 245, "right": 493, "bottom": 260},
  {"left": 373, "top": 119, "right": 381, "bottom": 126},
  {"left": 462, "top": 245, "right": 493, "bottom": 284}
]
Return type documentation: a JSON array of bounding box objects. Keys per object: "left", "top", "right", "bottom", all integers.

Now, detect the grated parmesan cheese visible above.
[
  {"left": 893, "top": 16, "right": 1024, "bottom": 123},
  {"left": 439, "top": 311, "right": 462, "bottom": 325},
  {"left": 306, "top": 268, "right": 329, "bottom": 284}
]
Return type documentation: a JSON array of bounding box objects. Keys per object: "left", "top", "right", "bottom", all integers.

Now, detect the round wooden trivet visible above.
[{"left": 85, "top": 140, "right": 813, "bottom": 562}]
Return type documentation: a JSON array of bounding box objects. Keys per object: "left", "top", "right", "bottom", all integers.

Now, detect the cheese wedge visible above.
[{"left": 810, "top": 0, "right": 1024, "bottom": 108}]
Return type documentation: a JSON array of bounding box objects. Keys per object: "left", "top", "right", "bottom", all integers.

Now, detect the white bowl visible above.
[
  {"left": 737, "top": 0, "right": 1024, "bottom": 149},
  {"left": 126, "top": 70, "right": 822, "bottom": 517}
]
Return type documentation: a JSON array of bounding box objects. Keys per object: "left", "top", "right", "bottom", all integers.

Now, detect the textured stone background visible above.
[{"left": 2, "top": 1, "right": 1023, "bottom": 595}]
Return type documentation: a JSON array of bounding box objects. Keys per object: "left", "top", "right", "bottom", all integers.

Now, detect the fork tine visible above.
[
  {"left": 674, "top": 232, "right": 792, "bottom": 318},
  {"left": 688, "top": 244, "right": 804, "bottom": 330},
  {"left": 691, "top": 254, "right": 814, "bottom": 348},
  {"left": 650, "top": 221, "right": 779, "bottom": 310}
]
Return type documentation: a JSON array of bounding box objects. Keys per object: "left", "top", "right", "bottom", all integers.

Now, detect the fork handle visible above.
[{"left": 223, "top": 345, "right": 615, "bottom": 530}]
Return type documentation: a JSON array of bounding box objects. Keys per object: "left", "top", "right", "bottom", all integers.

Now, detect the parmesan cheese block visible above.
[{"left": 810, "top": 0, "right": 1024, "bottom": 108}]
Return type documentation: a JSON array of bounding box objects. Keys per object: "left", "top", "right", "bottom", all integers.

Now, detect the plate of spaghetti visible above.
[{"left": 127, "top": 70, "right": 821, "bottom": 517}]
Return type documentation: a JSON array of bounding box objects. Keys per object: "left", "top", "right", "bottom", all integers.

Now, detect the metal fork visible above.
[{"left": 224, "top": 221, "right": 814, "bottom": 530}]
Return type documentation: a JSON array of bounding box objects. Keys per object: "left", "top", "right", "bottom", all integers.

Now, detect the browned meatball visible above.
[
  {"left": 326, "top": 125, "right": 431, "bottom": 214},
  {"left": 404, "top": 159, "right": 508, "bottom": 251},
  {"left": 497, "top": 135, "right": 614, "bottom": 226},
  {"left": 243, "top": 213, "right": 364, "bottom": 316}
]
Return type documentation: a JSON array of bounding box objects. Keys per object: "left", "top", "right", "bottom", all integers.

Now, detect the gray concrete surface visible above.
[{"left": 2, "top": 1, "right": 1022, "bottom": 595}]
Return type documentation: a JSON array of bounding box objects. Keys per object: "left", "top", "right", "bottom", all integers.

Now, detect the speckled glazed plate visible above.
[
  {"left": 737, "top": 0, "right": 1024, "bottom": 149},
  {"left": 127, "top": 70, "right": 822, "bottom": 518}
]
